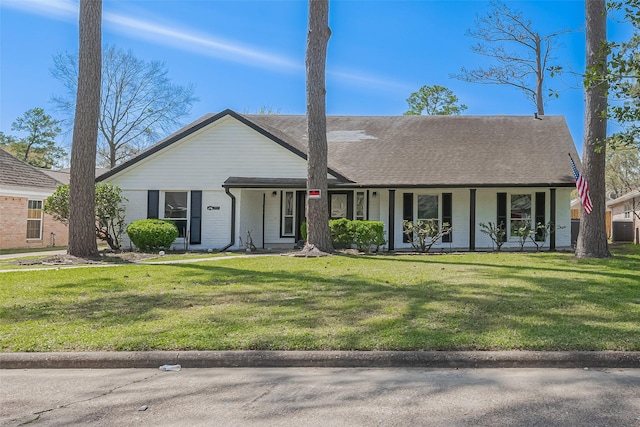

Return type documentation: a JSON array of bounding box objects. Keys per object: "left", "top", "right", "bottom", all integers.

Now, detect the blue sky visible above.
[{"left": 0, "top": 0, "right": 633, "bottom": 158}]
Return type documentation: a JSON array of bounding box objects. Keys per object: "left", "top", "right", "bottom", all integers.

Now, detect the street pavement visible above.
[{"left": 2, "top": 367, "right": 639, "bottom": 426}]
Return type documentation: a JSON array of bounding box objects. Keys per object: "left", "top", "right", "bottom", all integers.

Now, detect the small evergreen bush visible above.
[
  {"left": 350, "top": 220, "right": 386, "bottom": 253},
  {"left": 126, "top": 219, "right": 179, "bottom": 252},
  {"left": 329, "top": 218, "right": 353, "bottom": 248}
]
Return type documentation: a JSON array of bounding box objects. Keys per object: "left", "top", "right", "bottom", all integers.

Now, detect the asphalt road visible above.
[{"left": 2, "top": 367, "right": 639, "bottom": 426}]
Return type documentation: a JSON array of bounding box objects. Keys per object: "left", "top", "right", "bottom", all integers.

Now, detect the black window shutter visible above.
[
  {"left": 190, "top": 190, "right": 202, "bottom": 244},
  {"left": 497, "top": 192, "right": 507, "bottom": 232},
  {"left": 147, "top": 190, "right": 159, "bottom": 219},
  {"left": 535, "top": 192, "right": 546, "bottom": 241},
  {"left": 403, "top": 193, "right": 413, "bottom": 243},
  {"left": 442, "top": 193, "right": 452, "bottom": 243},
  {"left": 347, "top": 191, "right": 354, "bottom": 220}
]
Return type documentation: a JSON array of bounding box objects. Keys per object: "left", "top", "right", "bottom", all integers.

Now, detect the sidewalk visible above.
[{"left": 0, "top": 249, "right": 67, "bottom": 260}]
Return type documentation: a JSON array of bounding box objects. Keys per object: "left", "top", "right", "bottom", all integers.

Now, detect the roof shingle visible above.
[
  {"left": 99, "top": 110, "right": 580, "bottom": 187},
  {"left": 0, "top": 149, "right": 61, "bottom": 190}
]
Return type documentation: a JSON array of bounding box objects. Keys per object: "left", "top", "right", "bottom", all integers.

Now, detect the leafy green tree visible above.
[
  {"left": 605, "top": 0, "right": 640, "bottom": 148},
  {"left": 404, "top": 85, "right": 467, "bottom": 116},
  {"left": 44, "top": 183, "right": 127, "bottom": 251},
  {"left": 605, "top": 147, "right": 640, "bottom": 197},
  {"left": 0, "top": 108, "right": 65, "bottom": 168},
  {"left": 52, "top": 45, "right": 198, "bottom": 168}
]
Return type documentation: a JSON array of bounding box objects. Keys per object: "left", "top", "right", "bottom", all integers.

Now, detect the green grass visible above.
[
  {"left": 142, "top": 251, "right": 243, "bottom": 262},
  {"left": 1, "top": 245, "right": 639, "bottom": 352}
]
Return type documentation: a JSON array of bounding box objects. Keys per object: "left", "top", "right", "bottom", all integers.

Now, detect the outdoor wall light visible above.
[
  {"left": 271, "top": 191, "right": 278, "bottom": 197},
  {"left": 372, "top": 191, "right": 377, "bottom": 198}
]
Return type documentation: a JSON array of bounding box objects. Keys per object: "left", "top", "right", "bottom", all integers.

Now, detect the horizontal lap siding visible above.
[
  {"left": 106, "top": 117, "right": 309, "bottom": 191},
  {"left": 105, "top": 117, "right": 311, "bottom": 250},
  {"left": 476, "top": 188, "right": 573, "bottom": 250},
  {"left": 555, "top": 188, "right": 572, "bottom": 248},
  {"left": 238, "top": 191, "right": 263, "bottom": 249},
  {"left": 388, "top": 189, "right": 470, "bottom": 250}
]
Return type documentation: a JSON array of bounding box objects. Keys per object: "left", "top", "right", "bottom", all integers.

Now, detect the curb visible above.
[{"left": 1, "top": 351, "right": 639, "bottom": 369}]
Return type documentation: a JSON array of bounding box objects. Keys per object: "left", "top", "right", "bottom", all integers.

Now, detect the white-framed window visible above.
[
  {"left": 161, "top": 191, "right": 188, "bottom": 238},
  {"left": 355, "top": 191, "right": 366, "bottom": 220},
  {"left": 417, "top": 194, "right": 439, "bottom": 227},
  {"left": 624, "top": 203, "right": 631, "bottom": 219},
  {"left": 26, "top": 200, "right": 43, "bottom": 240},
  {"left": 510, "top": 194, "right": 532, "bottom": 236},
  {"left": 282, "top": 191, "right": 295, "bottom": 236}
]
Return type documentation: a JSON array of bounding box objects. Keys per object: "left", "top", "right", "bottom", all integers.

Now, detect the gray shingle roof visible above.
[
  {"left": 243, "top": 114, "right": 580, "bottom": 187},
  {"left": 0, "top": 149, "right": 60, "bottom": 190},
  {"left": 99, "top": 110, "right": 580, "bottom": 187}
]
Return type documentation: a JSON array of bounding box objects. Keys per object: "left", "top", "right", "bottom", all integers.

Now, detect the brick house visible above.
[{"left": 0, "top": 149, "right": 69, "bottom": 250}]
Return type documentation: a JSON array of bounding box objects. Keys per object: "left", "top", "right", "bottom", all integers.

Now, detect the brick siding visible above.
[{"left": 0, "top": 195, "right": 69, "bottom": 250}]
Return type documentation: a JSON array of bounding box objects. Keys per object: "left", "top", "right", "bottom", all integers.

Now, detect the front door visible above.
[{"left": 295, "top": 190, "right": 306, "bottom": 242}]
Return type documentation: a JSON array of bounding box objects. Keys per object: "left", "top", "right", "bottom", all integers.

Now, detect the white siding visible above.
[
  {"left": 555, "top": 188, "right": 573, "bottom": 249},
  {"left": 103, "top": 115, "right": 575, "bottom": 252},
  {"left": 370, "top": 187, "right": 573, "bottom": 252},
  {"left": 119, "top": 190, "right": 147, "bottom": 251},
  {"left": 264, "top": 190, "right": 299, "bottom": 248},
  {"left": 105, "top": 116, "right": 313, "bottom": 251},
  {"left": 238, "top": 190, "right": 265, "bottom": 249},
  {"left": 105, "top": 116, "right": 310, "bottom": 191}
]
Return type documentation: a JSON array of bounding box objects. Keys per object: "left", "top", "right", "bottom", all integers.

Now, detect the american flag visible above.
[{"left": 570, "top": 155, "right": 593, "bottom": 214}]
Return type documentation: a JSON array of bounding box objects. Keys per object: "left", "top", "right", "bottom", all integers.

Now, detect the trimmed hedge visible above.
[
  {"left": 126, "top": 219, "right": 179, "bottom": 252},
  {"left": 302, "top": 219, "right": 387, "bottom": 253}
]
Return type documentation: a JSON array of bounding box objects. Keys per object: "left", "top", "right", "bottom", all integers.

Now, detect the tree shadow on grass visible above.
[{"left": 2, "top": 256, "right": 639, "bottom": 351}]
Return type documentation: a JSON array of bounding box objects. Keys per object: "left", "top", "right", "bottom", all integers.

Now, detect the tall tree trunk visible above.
[
  {"left": 304, "top": 0, "right": 333, "bottom": 253},
  {"left": 68, "top": 0, "right": 102, "bottom": 258},
  {"left": 576, "top": 0, "right": 610, "bottom": 258}
]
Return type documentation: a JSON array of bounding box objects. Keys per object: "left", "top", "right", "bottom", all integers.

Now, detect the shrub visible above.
[
  {"left": 126, "top": 219, "right": 179, "bottom": 252},
  {"left": 296, "top": 219, "right": 388, "bottom": 253},
  {"left": 329, "top": 218, "right": 352, "bottom": 248},
  {"left": 44, "top": 183, "right": 127, "bottom": 251},
  {"left": 479, "top": 221, "right": 507, "bottom": 252},
  {"left": 402, "top": 220, "right": 452, "bottom": 253},
  {"left": 350, "top": 220, "right": 386, "bottom": 253},
  {"left": 513, "top": 221, "right": 533, "bottom": 251}
]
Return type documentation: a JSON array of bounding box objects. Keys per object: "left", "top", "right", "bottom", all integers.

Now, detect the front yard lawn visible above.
[{"left": 1, "top": 246, "right": 639, "bottom": 352}]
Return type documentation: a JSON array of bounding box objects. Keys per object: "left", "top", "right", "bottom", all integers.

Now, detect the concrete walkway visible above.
[{"left": 0, "top": 249, "right": 67, "bottom": 260}]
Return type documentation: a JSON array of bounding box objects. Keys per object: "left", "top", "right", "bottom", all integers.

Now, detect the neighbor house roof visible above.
[
  {"left": 606, "top": 190, "right": 640, "bottom": 207},
  {"left": 0, "top": 149, "right": 61, "bottom": 191},
  {"left": 98, "top": 109, "right": 580, "bottom": 187},
  {"left": 42, "top": 167, "right": 110, "bottom": 185}
]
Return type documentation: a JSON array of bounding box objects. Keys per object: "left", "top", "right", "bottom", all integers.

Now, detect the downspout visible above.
[{"left": 221, "top": 187, "right": 236, "bottom": 251}]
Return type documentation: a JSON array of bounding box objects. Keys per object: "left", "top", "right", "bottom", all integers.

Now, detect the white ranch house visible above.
[{"left": 98, "top": 109, "right": 580, "bottom": 252}]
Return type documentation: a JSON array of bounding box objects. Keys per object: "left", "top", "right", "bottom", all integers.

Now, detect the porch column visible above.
[
  {"left": 469, "top": 189, "right": 476, "bottom": 251},
  {"left": 550, "top": 188, "right": 556, "bottom": 251},
  {"left": 388, "top": 189, "right": 395, "bottom": 251}
]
